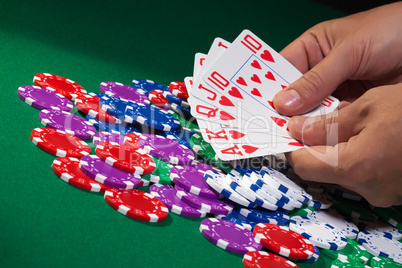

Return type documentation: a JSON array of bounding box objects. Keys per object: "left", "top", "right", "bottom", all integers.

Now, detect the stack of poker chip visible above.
[{"left": 17, "top": 73, "right": 402, "bottom": 267}]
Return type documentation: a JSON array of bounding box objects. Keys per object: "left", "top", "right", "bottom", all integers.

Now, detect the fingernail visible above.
[
  {"left": 291, "top": 116, "right": 312, "bottom": 131},
  {"left": 276, "top": 89, "right": 301, "bottom": 108}
]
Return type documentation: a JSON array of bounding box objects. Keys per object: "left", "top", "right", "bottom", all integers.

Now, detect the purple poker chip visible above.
[
  {"left": 99, "top": 81, "right": 150, "bottom": 105},
  {"left": 188, "top": 160, "right": 216, "bottom": 172},
  {"left": 39, "top": 109, "right": 96, "bottom": 140},
  {"left": 92, "top": 131, "right": 125, "bottom": 146},
  {"left": 138, "top": 134, "right": 194, "bottom": 165},
  {"left": 149, "top": 184, "right": 207, "bottom": 218},
  {"left": 169, "top": 165, "right": 219, "bottom": 199},
  {"left": 175, "top": 185, "right": 233, "bottom": 215},
  {"left": 199, "top": 218, "right": 263, "bottom": 254},
  {"left": 79, "top": 155, "right": 142, "bottom": 189},
  {"left": 17, "top": 85, "right": 73, "bottom": 111}
]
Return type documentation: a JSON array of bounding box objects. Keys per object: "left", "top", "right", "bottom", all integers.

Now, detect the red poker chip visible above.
[
  {"left": 168, "top": 81, "right": 188, "bottom": 100},
  {"left": 148, "top": 90, "right": 170, "bottom": 108},
  {"left": 95, "top": 142, "right": 156, "bottom": 174},
  {"left": 52, "top": 157, "right": 108, "bottom": 192},
  {"left": 253, "top": 223, "right": 315, "bottom": 260},
  {"left": 124, "top": 132, "right": 142, "bottom": 150},
  {"left": 104, "top": 188, "right": 169, "bottom": 222},
  {"left": 30, "top": 127, "right": 91, "bottom": 158},
  {"left": 74, "top": 94, "right": 122, "bottom": 124},
  {"left": 33, "top": 73, "right": 87, "bottom": 100},
  {"left": 243, "top": 251, "right": 300, "bottom": 268}
]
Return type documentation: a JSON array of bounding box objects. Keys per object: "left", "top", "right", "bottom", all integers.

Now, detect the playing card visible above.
[{"left": 193, "top": 53, "right": 206, "bottom": 81}]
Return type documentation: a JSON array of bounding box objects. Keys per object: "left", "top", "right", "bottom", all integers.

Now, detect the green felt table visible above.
[{"left": 0, "top": 1, "right": 348, "bottom": 267}]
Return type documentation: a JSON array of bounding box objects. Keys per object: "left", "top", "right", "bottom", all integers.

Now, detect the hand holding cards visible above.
[{"left": 186, "top": 30, "right": 339, "bottom": 161}]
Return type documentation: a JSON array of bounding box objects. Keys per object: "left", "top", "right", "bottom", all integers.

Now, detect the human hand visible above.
[
  {"left": 273, "top": 2, "right": 402, "bottom": 115},
  {"left": 286, "top": 85, "right": 402, "bottom": 207}
]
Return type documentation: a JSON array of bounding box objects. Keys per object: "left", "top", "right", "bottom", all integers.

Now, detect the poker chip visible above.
[
  {"left": 169, "top": 165, "right": 219, "bottom": 199},
  {"left": 253, "top": 223, "right": 315, "bottom": 260},
  {"left": 289, "top": 216, "right": 348, "bottom": 250},
  {"left": 321, "top": 237, "right": 371, "bottom": 264},
  {"left": 131, "top": 79, "right": 169, "bottom": 95},
  {"left": 170, "top": 103, "right": 191, "bottom": 118},
  {"left": 289, "top": 173, "right": 325, "bottom": 194},
  {"left": 330, "top": 257, "right": 367, "bottom": 268},
  {"left": 216, "top": 158, "right": 233, "bottom": 174},
  {"left": 33, "top": 73, "right": 86, "bottom": 100},
  {"left": 74, "top": 93, "right": 122, "bottom": 124},
  {"left": 310, "top": 210, "right": 359, "bottom": 239},
  {"left": 139, "top": 179, "right": 151, "bottom": 187},
  {"left": 260, "top": 167, "right": 312, "bottom": 204},
  {"left": 356, "top": 218, "right": 402, "bottom": 240},
  {"left": 175, "top": 185, "right": 233, "bottom": 215},
  {"left": 79, "top": 155, "right": 142, "bottom": 189},
  {"left": 93, "top": 132, "right": 125, "bottom": 146},
  {"left": 149, "top": 184, "right": 206, "bottom": 218},
  {"left": 289, "top": 205, "right": 315, "bottom": 218},
  {"left": 168, "top": 81, "right": 188, "bottom": 100},
  {"left": 148, "top": 89, "right": 170, "bottom": 109},
  {"left": 243, "top": 251, "right": 300, "bottom": 268},
  {"left": 216, "top": 210, "right": 259, "bottom": 231},
  {"left": 99, "top": 81, "right": 150, "bottom": 105},
  {"left": 357, "top": 231, "right": 402, "bottom": 260},
  {"left": 87, "top": 115, "right": 141, "bottom": 136},
  {"left": 187, "top": 160, "right": 216, "bottom": 172},
  {"left": 138, "top": 134, "right": 194, "bottom": 165},
  {"left": 204, "top": 170, "right": 256, "bottom": 208},
  {"left": 164, "top": 128, "right": 193, "bottom": 149},
  {"left": 299, "top": 245, "right": 320, "bottom": 263},
  {"left": 370, "top": 256, "right": 402, "bottom": 268},
  {"left": 141, "top": 157, "right": 173, "bottom": 185},
  {"left": 371, "top": 206, "right": 402, "bottom": 230},
  {"left": 307, "top": 191, "right": 333, "bottom": 209},
  {"left": 199, "top": 218, "right": 263, "bottom": 254},
  {"left": 124, "top": 132, "right": 142, "bottom": 150},
  {"left": 30, "top": 127, "right": 90, "bottom": 158},
  {"left": 39, "top": 109, "right": 96, "bottom": 140},
  {"left": 104, "top": 188, "right": 168, "bottom": 222},
  {"left": 95, "top": 142, "right": 156, "bottom": 174},
  {"left": 332, "top": 196, "right": 378, "bottom": 222},
  {"left": 324, "top": 184, "right": 363, "bottom": 201},
  {"left": 18, "top": 85, "right": 73, "bottom": 111},
  {"left": 236, "top": 207, "right": 289, "bottom": 226},
  {"left": 225, "top": 172, "right": 280, "bottom": 211},
  {"left": 168, "top": 110, "right": 200, "bottom": 134},
  {"left": 51, "top": 157, "right": 108, "bottom": 192},
  {"left": 162, "top": 90, "right": 190, "bottom": 109}
]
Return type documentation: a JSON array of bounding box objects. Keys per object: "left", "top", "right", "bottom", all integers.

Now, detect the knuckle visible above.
[{"left": 296, "top": 69, "right": 325, "bottom": 98}]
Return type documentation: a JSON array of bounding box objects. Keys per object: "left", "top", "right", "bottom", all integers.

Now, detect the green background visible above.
[{"left": 0, "top": 1, "right": 347, "bottom": 267}]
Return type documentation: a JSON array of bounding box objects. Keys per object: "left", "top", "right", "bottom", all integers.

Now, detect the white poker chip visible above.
[
  {"left": 289, "top": 216, "right": 347, "bottom": 250},
  {"left": 307, "top": 191, "right": 333, "bottom": 209},
  {"left": 356, "top": 219, "right": 402, "bottom": 240},
  {"left": 357, "top": 231, "right": 402, "bottom": 261},
  {"left": 310, "top": 210, "right": 359, "bottom": 239}
]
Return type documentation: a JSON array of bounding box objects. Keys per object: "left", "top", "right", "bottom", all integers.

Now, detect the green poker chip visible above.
[
  {"left": 168, "top": 109, "right": 199, "bottom": 132},
  {"left": 331, "top": 195, "right": 378, "bottom": 222},
  {"left": 321, "top": 238, "right": 372, "bottom": 264},
  {"left": 370, "top": 256, "right": 402, "bottom": 268},
  {"left": 190, "top": 134, "right": 217, "bottom": 160},
  {"left": 141, "top": 157, "right": 173, "bottom": 185},
  {"left": 370, "top": 206, "right": 402, "bottom": 230},
  {"left": 216, "top": 158, "right": 233, "bottom": 174},
  {"left": 331, "top": 257, "right": 367, "bottom": 268},
  {"left": 288, "top": 204, "right": 314, "bottom": 217}
]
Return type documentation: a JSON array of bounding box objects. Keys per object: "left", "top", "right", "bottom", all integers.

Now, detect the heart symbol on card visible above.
[
  {"left": 242, "top": 145, "right": 258, "bottom": 154},
  {"left": 251, "top": 88, "right": 262, "bottom": 97},
  {"left": 260, "top": 50, "right": 275, "bottom": 63},
  {"left": 229, "top": 87, "right": 243, "bottom": 99},
  {"left": 268, "top": 100, "right": 275, "bottom": 109},
  {"left": 220, "top": 111, "right": 235, "bottom": 121},
  {"left": 251, "top": 74, "right": 261, "bottom": 84},
  {"left": 288, "top": 142, "right": 304, "bottom": 147},
  {"left": 229, "top": 130, "right": 246, "bottom": 139},
  {"left": 281, "top": 85, "right": 287, "bottom": 89},
  {"left": 270, "top": 116, "right": 287, "bottom": 127},
  {"left": 236, "top": 77, "right": 247, "bottom": 86},
  {"left": 265, "top": 71, "right": 276, "bottom": 81},
  {"left": 219, "top": 96, "right": 234, "bottom": 107},
  {"left": 251, "top": 60, "right": 261, "bottom": 69}
]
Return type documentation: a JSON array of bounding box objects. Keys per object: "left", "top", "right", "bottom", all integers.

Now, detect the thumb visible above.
[
  {"left": 273, "top": 46, "right": 352, "bottom": 116},
  {"left": 288, "top": 101, "right": 364, "bottom": 146}
]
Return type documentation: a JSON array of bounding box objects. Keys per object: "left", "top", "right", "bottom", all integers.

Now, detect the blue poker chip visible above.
[
  {"left": 235, "top": 207, "right": 289, "bottom": 226},
  {"left": 86, "top": 115, "right": 141, "bottom": 135},
  {"left": 298, "top": 245, "right": 320, "bottom": 263},
  {"left": 216, "top": 210, "right": 258, "bottom": 231},
  {"left": 164, "top": 128, "right": 193, "bottom": 149},
  {"left": 131, "top": 79, "right": 169, "bottom": 95},
  {"left": 163, "top": 91, "right": 190, "bottom": 109},
  {"left": 357, "top": 231, "right": 402, "bottom": 260},
  {"left": 170, "top": 102, "right": 191, "bottom": 118},
  {"left": 99, "top": 95, "right": 136, "bottom": 119},
  {"left": 289, "top": 215, "right": 348, "bottom": 250},
  {"left": 87, "top": 92, "right": 106, "bottom": 98}
]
